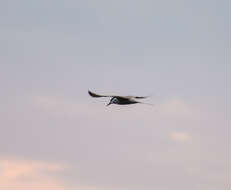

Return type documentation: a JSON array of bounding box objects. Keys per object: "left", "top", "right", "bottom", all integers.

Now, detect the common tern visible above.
[{"left": 88, "top": 90, "right": 152, "bottom": 106}]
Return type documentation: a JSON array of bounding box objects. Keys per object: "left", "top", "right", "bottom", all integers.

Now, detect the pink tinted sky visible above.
[{"left": 1, "top": 0, "right": 231, "bottom": 190}]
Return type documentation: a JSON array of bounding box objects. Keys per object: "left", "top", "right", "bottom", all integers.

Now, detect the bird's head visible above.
[{"left": 106, "top": 97, "right": 118, "bottom": 106}]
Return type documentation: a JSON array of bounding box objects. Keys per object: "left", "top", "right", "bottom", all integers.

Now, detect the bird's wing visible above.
[
  {"left": 88, "top": 90, "right": 114, "bottom": 98},
  {"left": 133, "top": 96, "right": 149, "bottom": 99},
  {"left": 88, "top": 90, "right": 149, "bottom": 99},
  {"left": 122, "top": 95, "right": 149, "bottom": 99}
]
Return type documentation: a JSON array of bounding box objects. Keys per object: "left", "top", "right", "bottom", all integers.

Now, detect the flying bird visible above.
[{"left": 88, "top": 90, "right": 152, "bottom": 106}]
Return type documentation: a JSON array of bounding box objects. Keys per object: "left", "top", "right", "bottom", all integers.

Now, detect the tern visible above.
[{"left": 88, "top": 90, "right": 152, "bottom": 106}]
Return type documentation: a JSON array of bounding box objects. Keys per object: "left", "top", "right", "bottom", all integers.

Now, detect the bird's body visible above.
[
  {"left": 88, "top": 90, "right": 152, "bottom": 106},
  {"left": 109, "top": 97, "right": 139, "bottom": 105}
]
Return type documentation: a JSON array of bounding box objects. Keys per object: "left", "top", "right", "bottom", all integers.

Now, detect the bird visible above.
[{"left": 88, "top": 90, "right": 153, "bottom": 106}]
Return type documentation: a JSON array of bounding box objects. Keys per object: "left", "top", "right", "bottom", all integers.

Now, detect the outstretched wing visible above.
[
  {"left": 123, "top": 95, "right": 149, "bottom": 99},
  {"left": 88, "top": 90, "right": 114, "bottom": 98},
  {"left": 88, "top": 90, "right": 149, "bottom": 99},
  {"left": 133, "top": 96, "right": 149, "bottom": 99}
]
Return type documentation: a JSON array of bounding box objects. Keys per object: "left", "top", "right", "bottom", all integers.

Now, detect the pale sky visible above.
[{"left": 1, "top": 0, "right": 231, "bottom": 190}]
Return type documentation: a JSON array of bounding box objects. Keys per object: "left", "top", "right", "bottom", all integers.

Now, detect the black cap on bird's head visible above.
[{"left": 106, "top": 97, "right": 118, "bottom": 106}]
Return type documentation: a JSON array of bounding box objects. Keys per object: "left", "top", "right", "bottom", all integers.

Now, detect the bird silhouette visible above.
[{"left": 88, "top": 90, "right": 152, "bottom": 106}]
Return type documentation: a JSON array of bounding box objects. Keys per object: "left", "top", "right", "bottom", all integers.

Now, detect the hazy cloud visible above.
[
  {"left": 169, "top": 132, "right": 192, "bottom": 143},
  {"left": 0, "top": 157, "right": 70, "bottom": 190}
]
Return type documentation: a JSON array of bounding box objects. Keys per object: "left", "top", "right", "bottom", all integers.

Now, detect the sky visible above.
[{"left": 1, "top": 0, "right": 231, "bottom": 190}]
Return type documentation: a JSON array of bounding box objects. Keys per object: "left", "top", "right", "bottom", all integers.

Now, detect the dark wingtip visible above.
[
  {"left": 88, "top": 90, "right": 102, "bottom": 98},
  {"left": 88, "top": 90, "right": 94, "bottom": 97}
]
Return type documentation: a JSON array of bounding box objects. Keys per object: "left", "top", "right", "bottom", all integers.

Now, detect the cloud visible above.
[
  {"left": 169, "top": 132, "right": 192, "bottom": 143},
  {"left": 0, "top": 157, "right": 115, "bottom": 190},
  {"left": 0, "top": 157, "right": 70, "bottom": 190}
]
